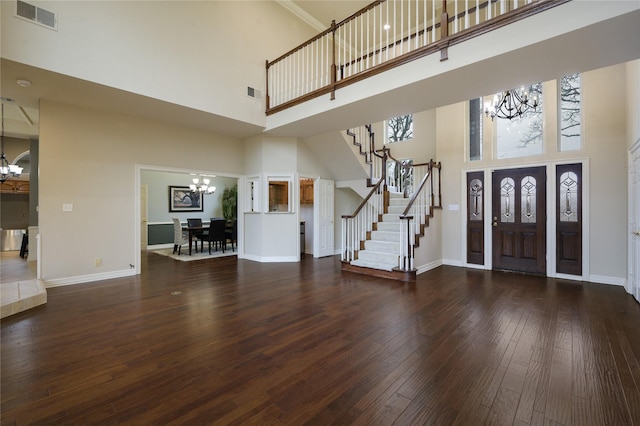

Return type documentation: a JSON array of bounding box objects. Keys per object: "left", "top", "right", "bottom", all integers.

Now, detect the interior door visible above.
[
  {"left": 314, "top": 178, "right": 334, "bottom": 258},
  {"left": 492, "top": 166, "right": 546, "bottom": 274},
  {"left": 140, "top": 184, "right": 148, "bottom": 251},
  {"left": 630, "top": 147, "right": 640, "bottom": 302}
]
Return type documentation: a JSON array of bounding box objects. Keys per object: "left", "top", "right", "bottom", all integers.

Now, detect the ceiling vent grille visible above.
[
  {"left": 247, "top": 87, "right": 262, "bottom": 101},
  {"left": 16, "top": 0, "right": 57, "bottom": 30}
]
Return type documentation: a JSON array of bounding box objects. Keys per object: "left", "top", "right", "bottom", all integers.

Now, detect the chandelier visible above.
[
  {"left": 0, "top": 104, "right": 23, "bottom": 183},
  {"left": 484, "top": 87, "right": 538, "bottom": 120},
  {"left": 190, "top": 177, "right": 216, "bottom": 194}
]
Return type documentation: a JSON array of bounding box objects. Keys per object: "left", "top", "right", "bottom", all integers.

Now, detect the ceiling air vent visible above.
[
  {"left": 16, "top": 0, "right": 57, "bottom": 30},
  {"left": 247, "top": 86, "right": 262, "bottom": 101}
]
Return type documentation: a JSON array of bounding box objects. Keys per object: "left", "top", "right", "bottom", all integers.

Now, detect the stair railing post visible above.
[
  {"left": 265, "top": 60, "right": 270, "bottom": 110},
  {"left": 440, "top": 0, "right": 449, "bottom": 61},
  {"left": 330, "top": 20, "right": 337, "bottom": 100}
]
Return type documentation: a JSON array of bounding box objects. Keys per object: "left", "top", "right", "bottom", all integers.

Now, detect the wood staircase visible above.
[{"left": 341, "top": 125, "right": 442, "bottom": 282}]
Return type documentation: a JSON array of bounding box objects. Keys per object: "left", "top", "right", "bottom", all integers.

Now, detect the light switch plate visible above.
[{"left": 63, "top": 204, "right": 73, "bottom": 212}]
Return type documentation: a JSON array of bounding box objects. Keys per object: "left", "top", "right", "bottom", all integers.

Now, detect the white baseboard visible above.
[
  {"left": 240, "top": 254, "right": 299, "bottom": 263},
  {"left": 45, "top": 269, "right": 137, "bottom": 288},
  {"left": 415, "top": 259, "right": 443, "bottom": 275},
  {"left": 442, "top": 258, "right": 463, "bottom": 267},
  {"left": 588, "top": 275, "right": 626, "bottom": 287}
]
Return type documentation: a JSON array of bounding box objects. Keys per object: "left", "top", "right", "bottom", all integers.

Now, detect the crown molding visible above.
[{"left": 275, "top": 0, "right": 326, "bottom": 32}]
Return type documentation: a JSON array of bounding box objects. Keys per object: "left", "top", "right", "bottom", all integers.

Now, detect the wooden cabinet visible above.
[
  {"left": 300, "top": 180, "right": 314, "bottom": 204},
  {"left": 0, "top": 180, "right": 29, "bottom": 194},
  {"left": 268, "top": 181, "right": 289, "bottom": 211}
]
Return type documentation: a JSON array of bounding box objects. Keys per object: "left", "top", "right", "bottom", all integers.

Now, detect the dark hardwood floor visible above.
[{"left": 2, "top": 252, "right": 639, "bottom": 425}]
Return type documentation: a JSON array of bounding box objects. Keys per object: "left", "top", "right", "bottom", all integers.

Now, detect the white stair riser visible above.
[
  {"left": 350, "top": 259, "right": 396, "bottom": 272},
  {"left": 389, "top": 198, "right": 409, "bottom": 206},
  {"left": 388, "top": 205, "right": 406, "bottom": 214},
  {"left": 377, "top": 222, "right": 402, "bottom": 232},
  {"left": 357, "top": 250, "right": 399, "bottom": 264},
  {"left": 364, "top": 240, "right": 400, "bottom": 253},
  {"left": 371, "top": 231, "right": 400, "bottom": 242}
]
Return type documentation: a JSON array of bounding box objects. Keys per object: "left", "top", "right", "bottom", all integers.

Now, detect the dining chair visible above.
[
  {"left": 172, "top": 218, "right": 188, "bottom": 255},
  {"left": 187, "top": 218, "right": 205, "bottom": 253},
  {"left": 225, "top": 219, "right": 237, "bottom": 251},
  {"left": 207, "top": 219, "right": 227, "bottom": 254}
]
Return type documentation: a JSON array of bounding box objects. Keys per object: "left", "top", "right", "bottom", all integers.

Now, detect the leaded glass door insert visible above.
[
  {"left": 492, "top": 166, "right": 546, "bottom": 274},
  {"left": 467, "top": 172, "right": 484, "bottom": 265},
  {"left": 556, "top": 164, "right": 582, "bottom": 275}
]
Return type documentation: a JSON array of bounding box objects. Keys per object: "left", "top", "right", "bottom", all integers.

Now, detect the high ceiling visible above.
[
  {"left": 286, "top": 1, "right": 371, "bottom": 29},
  {"left": 1, "top": 1, "right": 639, "bottom": 142},
  {"left": 1, "top": 0, "right": 363, "bottom": 140}
]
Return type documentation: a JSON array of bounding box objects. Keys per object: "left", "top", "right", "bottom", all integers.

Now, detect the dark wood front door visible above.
[{"left": 492, "top": 166, "right": 546, "bottom": 274}]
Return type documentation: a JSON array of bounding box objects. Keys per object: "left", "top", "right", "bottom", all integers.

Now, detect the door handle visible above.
[{"left": 493, "top": 216, "right": 498, "bottom": 227}]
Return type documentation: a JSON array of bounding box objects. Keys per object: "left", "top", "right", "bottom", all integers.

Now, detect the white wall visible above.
[
  {"left": 241, "top": 136, "right": 300, "bottom": 262},
  {"left": 39, "top": 100, "right": 243, "bottom": 284},
  {"left": 1, "top": 1, "right": 318, "bottom": 127}
]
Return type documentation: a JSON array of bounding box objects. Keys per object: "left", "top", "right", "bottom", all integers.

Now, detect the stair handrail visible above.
[
  {"left": 400, "top": 160, "right": 441, "bottom": 217},
  {"left": 341, "top": 154, "right": 388, "bottom": 263},
  {"left": 397, "top": 159, "right": 441, "bottom": 270}
]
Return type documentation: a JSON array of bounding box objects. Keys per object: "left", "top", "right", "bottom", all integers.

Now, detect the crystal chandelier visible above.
[
  {"left": 0, "top": 104, "right": 23, "bottom": 183},
  {"left": 190, "top": 177, "right": 216, "bottom": 194},
  {"left": 484, "top": 87, "right": 538, "bottom": 120}
]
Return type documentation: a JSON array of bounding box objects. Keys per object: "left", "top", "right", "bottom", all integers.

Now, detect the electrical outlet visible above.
[{"left": 95, "top": 258, "right": 102, "bottom": 267}]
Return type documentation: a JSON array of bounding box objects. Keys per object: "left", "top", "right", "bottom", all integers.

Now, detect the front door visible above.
[{"left": 492, "top": 166, "right": 546, "bottom": 274}]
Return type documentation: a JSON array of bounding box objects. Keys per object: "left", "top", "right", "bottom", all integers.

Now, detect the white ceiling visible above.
[{"left": 1, "top": 1, "right": 366, "bottom": 141}]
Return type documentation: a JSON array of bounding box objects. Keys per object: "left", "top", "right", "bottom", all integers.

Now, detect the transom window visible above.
[
  {"left": 496, "top": 82, "right": 543, "bottom": 159},
  {"left": 559, "top": 73, "right": 581, "bottom": 151}
]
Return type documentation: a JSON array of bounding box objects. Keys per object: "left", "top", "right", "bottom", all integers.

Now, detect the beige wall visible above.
[
  {"left": 2, "top": 1, "right": 317, "bottom": 128},
  {"left": 627, "top": 60, "right": 640, "bottom": 147},
  {"left": 434, "top": 63, "right": 630, "bottom": 282},
  {"left": 39, "top": 100, "right": 243, "bottom": 282}
]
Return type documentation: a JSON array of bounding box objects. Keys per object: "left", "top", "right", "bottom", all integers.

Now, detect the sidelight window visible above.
[
  {"left": 469, "top": 178, "right": 483, "bottom": 220},
  {"left": 559, "top": 171, "right": 578, "bottom": 222}
]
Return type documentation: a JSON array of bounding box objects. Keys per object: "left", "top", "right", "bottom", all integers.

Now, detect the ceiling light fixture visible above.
[
  {"left": 190, "top": 177, "right": 216, "bottom": 195},
  {"left": 383, "top": 23, "right": 390, "bottom": 30},
  {"left": 1, "top": 104, "right": 24, "bottom": 183},
  {"left": 16, "top": 79, "right": 32, "bottom": 88},
  {"left": 484, "top": 87, "right": 538, "bottom": 120}
]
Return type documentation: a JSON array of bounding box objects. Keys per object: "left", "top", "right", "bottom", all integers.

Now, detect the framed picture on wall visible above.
[{"left": 169, "top": 186, "right": 203, "bottom": 212}]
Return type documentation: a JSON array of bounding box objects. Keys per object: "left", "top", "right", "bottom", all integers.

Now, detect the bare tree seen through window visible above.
[
  {"left": 560, "top": 73, "right": 581, "bottom": 151},
  {"left": 387, "top": 114, "right": 414, "bottom": 143}
]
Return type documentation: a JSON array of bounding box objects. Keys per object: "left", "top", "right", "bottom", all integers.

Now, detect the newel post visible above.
[{"left": 440, "top": 0, "right": 449, "bottom": 61}]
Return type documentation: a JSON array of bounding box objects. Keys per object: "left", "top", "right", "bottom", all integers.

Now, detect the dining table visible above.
[{"left": 182, "top": 224, "right": 209, "bottom": 255}]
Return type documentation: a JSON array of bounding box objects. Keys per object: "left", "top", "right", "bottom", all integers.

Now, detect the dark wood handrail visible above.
[
  {"left": 342, "top": 174, "right": 385, "bottom": 219},
  {"left": 401, "top": 160, "right": 434, "bottom": 218},
  {"left": 266, "top": 0, "right": 570, "bottom": 115}
]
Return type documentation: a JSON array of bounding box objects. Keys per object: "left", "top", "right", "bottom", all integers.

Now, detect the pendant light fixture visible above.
[{"left": 0, "top": 103, "right": 24, "bottom": 183}]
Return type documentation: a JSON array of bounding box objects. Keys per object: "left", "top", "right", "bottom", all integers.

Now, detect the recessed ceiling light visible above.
[
  {"left": 16, "top": 79, "right": 32, "bottom": 87},
  {"left": 383, "top": 23, "right": 391, "bottom": 30}
]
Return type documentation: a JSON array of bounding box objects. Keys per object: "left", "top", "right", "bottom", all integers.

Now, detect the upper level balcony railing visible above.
[{"left": 266, "top": 0, "right": 569, "bottom": 115}]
